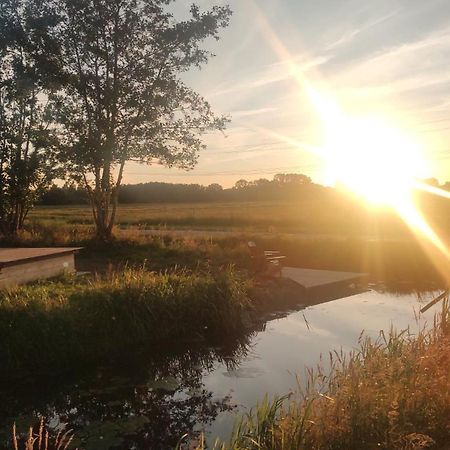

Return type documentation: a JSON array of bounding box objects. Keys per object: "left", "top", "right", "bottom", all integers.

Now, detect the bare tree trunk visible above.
[
  {"left": 106, "top": 159, "right": 126, "bottom": 237},
  {"left": 91, "top": 187, "right": 115, "bottom": 242}
]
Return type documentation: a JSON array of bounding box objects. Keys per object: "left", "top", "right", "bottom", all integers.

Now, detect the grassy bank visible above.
[
  {"left": 193, "top": 302, "right": 450, "bottom": 450},
  {"left": 0, "top": 268, "right": 257, "bottom": 379},
  {"left": 0, "top": 261, "right": 305, "bottom": 380}
]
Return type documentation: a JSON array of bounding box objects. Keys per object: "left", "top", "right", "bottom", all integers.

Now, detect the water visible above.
[{"left": 0, "top": 286, "right": 441, "bottom": 449}]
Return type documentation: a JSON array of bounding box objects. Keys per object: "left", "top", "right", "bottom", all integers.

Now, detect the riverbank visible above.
[{"left": 8, "top": 292, "right": 449, "bottom": 449}]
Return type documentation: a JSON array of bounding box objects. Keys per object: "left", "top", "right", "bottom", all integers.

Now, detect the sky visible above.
[{"left": 123, "top": 0, "right": 450, "bottom": 188}]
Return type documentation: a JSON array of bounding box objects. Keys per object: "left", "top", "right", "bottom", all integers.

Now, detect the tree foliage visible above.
[
  {"left": 0, "top": 0, "right": 60, "bottom": 238},
  {"left": 52, "top": 0, "right": 232, "bottom": 240}
]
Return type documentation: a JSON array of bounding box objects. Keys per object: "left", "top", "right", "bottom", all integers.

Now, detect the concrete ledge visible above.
[{"left": 282, "top": 266, "right": 368, "bottom": 289}]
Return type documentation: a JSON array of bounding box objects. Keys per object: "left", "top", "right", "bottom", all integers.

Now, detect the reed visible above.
[{"left": 12, "top": 418, "right": 74, "bottom": 450}]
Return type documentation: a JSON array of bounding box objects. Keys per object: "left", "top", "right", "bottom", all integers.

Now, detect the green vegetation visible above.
[
  {"left": 2, "top": 202, "right": 448, "bottom": 447},
  {"left": 187, "top": 302, "right": 450, "bottom": 450},
  {"left": 0, "top": 231, "right": 307, "bottom": 379},
  {"left": 0, "top": 267, "right": 256, "bottom": 378}
]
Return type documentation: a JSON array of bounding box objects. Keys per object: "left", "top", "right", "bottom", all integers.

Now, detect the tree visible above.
[
  {"left": 234, "top": 179, "right": 249, "bottom": 190},
  {"left": 0, "top": 0, "right": 60, "bottom": 239},
  {"left": 273, "top": 173, "right": 312, "bottom": 185},
  {"left": 207, "top": 183, "right": 223, "bottom": 192},
  {"left": 250, "top": 178, "right": 271, "bottom": 187},
  {"left": 53, "top": 0, "right": 232, "bottom": 240}
]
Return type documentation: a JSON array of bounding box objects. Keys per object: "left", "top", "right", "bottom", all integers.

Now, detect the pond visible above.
[{"left": 0, "top": 284, "right": 442, "bottom": 449}]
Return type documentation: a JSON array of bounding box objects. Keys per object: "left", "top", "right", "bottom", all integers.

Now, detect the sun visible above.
[
  {"left": 308, "top": 89, "right": 427, "bottom": 208},
  {"left": 322, "top": 116, "right": 426, "bottom": 207}
]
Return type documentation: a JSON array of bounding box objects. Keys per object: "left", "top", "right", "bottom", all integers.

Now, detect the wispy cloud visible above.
[
  {"left": 126, "top": 0, "right": 450, "bottom": 186},
  {"left": 231, "top": 107, "right": 278, "bottom": 118},
  {"left": 207, "top": 55, "right": 330, "bottom": 99},
  {"left": 329, "top": 25, "right": 450, "bottom": 106},
  {"left": 324, "top": 10, "right": 401, "bottom": 52}
]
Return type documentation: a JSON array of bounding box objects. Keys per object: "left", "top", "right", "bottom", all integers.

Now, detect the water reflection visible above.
[{"left": 0, "top": 340, "right": 252, "bottom": 449}]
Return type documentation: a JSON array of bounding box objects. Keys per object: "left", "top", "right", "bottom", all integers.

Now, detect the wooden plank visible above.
[
  {"left": 420, "top": 291, "right": 448, "bottom": 313},
  {"left": 282, "top": 267, "right": 367, "bottom": 289}
]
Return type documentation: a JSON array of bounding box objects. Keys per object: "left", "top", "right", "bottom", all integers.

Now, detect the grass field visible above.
[{"left": 29, "top": 201, "right": 410, "bottom": 237}]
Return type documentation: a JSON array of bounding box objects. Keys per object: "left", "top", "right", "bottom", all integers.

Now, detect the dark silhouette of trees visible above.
[
  {"left": 273, "top": 173, "right": 312, "bottom": 185},
  {"left": 41, "top": 182, "right": 88, "bottom": 205},
  {"left": 0, "top": 0, "right": 60, "bottom": 239},
  {"left": 234, "top": 179, "right": 249, "bottom": 190},
  {"left": 39, "top": 173, "right": 329, "bottom": 205}
]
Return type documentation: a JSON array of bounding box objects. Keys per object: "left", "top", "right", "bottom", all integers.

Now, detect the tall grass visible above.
[
  {"left": 184, "top": 301, "right": 450, "bottom": 450},
  {"left": 0, "top": 267, "right": 255, "bottom": 378}
]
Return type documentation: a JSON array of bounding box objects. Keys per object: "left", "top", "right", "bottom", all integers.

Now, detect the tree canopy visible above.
[{"left": 51, "top": 0, "right": 232, "bottom": 239}]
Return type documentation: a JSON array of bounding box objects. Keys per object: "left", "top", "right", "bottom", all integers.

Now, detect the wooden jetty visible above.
[
  {"left": 282, "top": 267, "right": 367, "bottom": 290},
  {"left": 0, "top": 248, "right": 82, "bottom": 289}
]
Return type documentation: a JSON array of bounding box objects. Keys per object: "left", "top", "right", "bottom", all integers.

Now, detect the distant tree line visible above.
[{"left": 40, "top": 173, "right": 331, "bottom": 204}]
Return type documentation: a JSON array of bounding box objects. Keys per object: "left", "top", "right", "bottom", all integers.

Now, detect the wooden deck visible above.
[{"left": 282, "top": 267, "right": 367, "bottom": 289}]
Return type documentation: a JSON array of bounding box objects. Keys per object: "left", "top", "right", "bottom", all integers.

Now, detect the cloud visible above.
[
  {"left": 328, "top": 25, "right": 450, "bottom": 108},
  {"left": 207, "top": 55, "right": 330, "bottom": 99},
  {"left": 324, "top": 10, "right": 401, "bottom": 52},
  {"left": 231, "top": 107, "right": 278, "bottom": 118}
]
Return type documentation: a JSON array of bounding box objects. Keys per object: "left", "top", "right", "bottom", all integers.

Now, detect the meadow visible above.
[{"left": 29, "top": 200, "right": 411, "bottom": 237}]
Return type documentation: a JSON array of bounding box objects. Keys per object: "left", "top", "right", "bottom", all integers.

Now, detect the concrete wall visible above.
[{"left": 0, "top": 253, "right": 75, "bottom": 289}]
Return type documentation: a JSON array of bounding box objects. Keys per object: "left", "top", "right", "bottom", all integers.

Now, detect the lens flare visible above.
[{"left": 246, "top": 0, "right": 450, "bottom": 280}]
